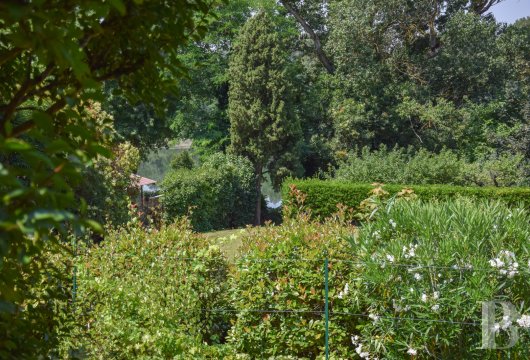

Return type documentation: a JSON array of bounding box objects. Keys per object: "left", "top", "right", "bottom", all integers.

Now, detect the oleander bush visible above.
[
  {"left": 350, "top": 198, "right": 530, "bottom": 359},
  {"left": 282, "top": 179, "right": 530, "bottom": 219},
  {"left": 60, "top": 217, "right": 232, "bottom": 359},
  {"left": 161, "top": 152, "right": 257, "bottom": 231}
]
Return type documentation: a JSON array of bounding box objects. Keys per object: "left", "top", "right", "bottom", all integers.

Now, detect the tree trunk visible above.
[{"left": 255, "top": 166, "right": 262, "bottom": 226}]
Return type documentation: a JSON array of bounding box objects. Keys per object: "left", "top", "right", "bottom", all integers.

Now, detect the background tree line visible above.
[{"left": 159, "top": 0, "right": 530, "bottom": 226}]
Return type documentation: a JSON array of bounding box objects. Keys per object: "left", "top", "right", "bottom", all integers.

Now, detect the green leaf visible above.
[
  {"left": 85, "top": 219, "right": 104, "bottom": 234},
  {"left": 30, "top": 209, "right": 75, "bottom": 222},
  {"left": 3, "top": 138, "right": 31, "bottom": 151}
]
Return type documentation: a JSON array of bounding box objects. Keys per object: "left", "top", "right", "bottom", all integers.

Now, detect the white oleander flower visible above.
[
  {"left": 369, "top": 313, "right": 380, "bottom": 322},
  {"left": 492, "top": 323, "right": 501, "bottom": 333},
  {"left": 501, "top": 315, "right": 512, "bottom": 330},
  {"left": 489, "top": 250, "right": 518, "bottom": 277},
  {"left": 407, "top": 347, "right": 417, "bottom": 356},
  {"left": 432, "top": 291, "right": 440, "bottom": 300},
  {"left": 431, "top": 304, "right": 440, "bottom": 312},
  {"left": 403, "top": 243, "right": 417, "bottom": 259},
  {"left": 338, "top": 283, "right": 349, "bottom": 299},
  {"left": 414, "top": 273, "right": 422, "bottom": 281},
  {"left": 421, "top": 293, "right": 428, "bottom": 303},
  {"left": 517, "top": 315, "right": 530, "bottom": 328},
  {"left": 386, "top": 254, "right": 395, "bottom": 263}
]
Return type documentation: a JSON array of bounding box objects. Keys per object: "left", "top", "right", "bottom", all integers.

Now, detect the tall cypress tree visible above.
[{"left": 228, "top": 11, "right": 300, "bottom": 225}]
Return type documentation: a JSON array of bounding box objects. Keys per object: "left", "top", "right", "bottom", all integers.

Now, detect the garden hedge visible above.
[
  {"left": 161, "top": 153, "right": 257, "bottom": 231},
  {"left": 282, "top": 179, "right": 530, "bottom": 219}
]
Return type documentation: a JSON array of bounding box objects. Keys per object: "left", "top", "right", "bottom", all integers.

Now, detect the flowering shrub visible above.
[
  {"left": 353, "top": 199, "right": 530, "bottom": 358},
  {"left": 228, "top": 213, "right": 360, "bottom": 358},
  {"left": 60, "top": 218, "right": 232, "bottom": 358},
  {"left": 228, "top": 197, "right": 530, "bottom": 358}
]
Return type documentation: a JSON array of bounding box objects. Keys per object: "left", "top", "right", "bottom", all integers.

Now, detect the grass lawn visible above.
[{"left": 202, "top": 228, "right": 245, "bottom": 260}]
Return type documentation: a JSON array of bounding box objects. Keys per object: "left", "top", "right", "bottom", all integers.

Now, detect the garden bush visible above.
[
  {"left": 282, "top": 179, "right": 530, "bottom": 219},
  {"left": 350, "top": 198, "right": 530, "bottom": 358},
  {"left": 170, "top": 150, "right": 194, "bottom": 170},
  {"left": 227, "top": 197, "right": 530, "bottom": 358},
  {"left": 333, "top": 146, "right": 528, "bottom": 187},
  {"left": 60, "top": 217, "right": 232, "bottom": 359},
  {"left": 54, "top": 196, "right": 530, "bottom": 358},
  {"left": 78, "top": 141, "right": 141, "bottom": 228},
  {"left": 228, "top": 211, "right": 360, "bottom": 358},
  {"left": 0, "top": 241, "right": 76, "bottom": 359},
  {"left": 161, "top": 153, "right": 257, "bottom": 231}
]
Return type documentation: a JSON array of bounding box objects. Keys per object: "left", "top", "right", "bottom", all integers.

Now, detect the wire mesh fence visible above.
[{"left": 68, "top": 250, "right": 530, "bottom": 359}]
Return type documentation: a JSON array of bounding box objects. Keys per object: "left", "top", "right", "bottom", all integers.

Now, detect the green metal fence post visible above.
[
  {"left": 72, "top": 237, "right": 77, "bottom": 308},
  {"left": 324, "top": 254, "right": 330, "bottom": 360}
]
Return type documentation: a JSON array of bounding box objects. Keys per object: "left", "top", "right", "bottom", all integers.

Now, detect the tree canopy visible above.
[
  {"left": 0, "top": 0, "right": 216, "bottom": 355},
  {"left": 228, "top": 11, "right": 301, "bottom": 224}
]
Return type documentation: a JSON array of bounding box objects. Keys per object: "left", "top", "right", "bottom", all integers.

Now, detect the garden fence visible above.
[{"left": 71, "top": 253, "right": 524, "bottom": 359}]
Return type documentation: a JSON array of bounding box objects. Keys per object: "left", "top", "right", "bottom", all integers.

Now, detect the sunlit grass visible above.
[{"left": 202, "top": 228, "right": 246, "bottom": 260}]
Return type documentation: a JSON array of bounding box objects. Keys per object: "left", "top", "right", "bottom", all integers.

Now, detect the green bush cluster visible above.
[
  {"left": 170, "top": 150, "right": 194, "bottom": 170},
  {"left": 351, "top": 199, "right": 530, "bottom": 358},
  {"left": 0, "top": 242, "right": 75, "bottom": 359},
  {"left": 228, "top": 199, "right": 530, "bottom": 358},
  {"left": 161, "top": 153, "right": 257, "bottom": 231},
  {"left": 60, "top": 218, "right": 232, "bottom": 359},
  {"left": 228, "top": 216, "right": 359, "bottom": 358},
  {"left": 282, "top": 179, "right": 530, "bottom": 219},
  {"left": 55, "top": 197, "right": 530, "bottom": 358},
  {"left": 334, "top": 146, "right": 528, "bottom": 186}
]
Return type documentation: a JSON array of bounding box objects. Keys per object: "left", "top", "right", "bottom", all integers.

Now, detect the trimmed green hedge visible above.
[{"left": 282, "top": 179, "right": 530, "bottom": 219}]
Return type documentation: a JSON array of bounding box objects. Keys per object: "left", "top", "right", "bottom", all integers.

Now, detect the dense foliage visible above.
[
  {"left": 75, "top": 102, "right": 141, "bottom": 228},
  {"left": 228, "top": 10, "right": 302, "bottom": 224},
  {"left": 334, "top": 146, "right": 528, "bottom": 187},
  {"left": 282, "top": 179, "right": 530, "bottom": 219},
  {"left": 48, "top": 194, "right": 530, "bottom": 358},
  {"left": 3, "top": 0, "right": 530, "bottom": 357},
  {"left": 170, "top": 150, "right": 195, "bottom": 170},
  {"left": 228, "top": 214, "right": 359, "bottom": 358},
  {"left": 171, "top": 3, "right": 530, "bottom": 182},
  {"left": 351, "top": 198, "right": 530, "bottom": 358},
  {"left": 0, "top": 0, "right": 215, "bottom": 355},
  {"left": 326, "top": 3, "right": 529, "bottom": 156},
  {"left": 161, "top": 153, "right": 256, "bottom": 231},
  {"left": 60, "top": 218, "right": 231, "bottom": 359}
]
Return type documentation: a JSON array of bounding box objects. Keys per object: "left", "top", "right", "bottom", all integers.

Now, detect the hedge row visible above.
[{"left": 282, "top": 179, "right": 530, "bottom": 219}]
